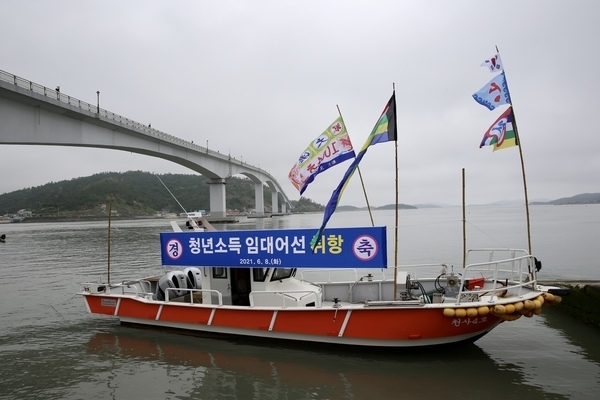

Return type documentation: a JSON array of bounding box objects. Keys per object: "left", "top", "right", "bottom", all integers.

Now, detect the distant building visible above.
[{"left": 17, "top": 209, "right": 32, "bottom": 217}]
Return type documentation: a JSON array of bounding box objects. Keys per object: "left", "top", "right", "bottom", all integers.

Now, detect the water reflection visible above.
[
  {"left": 83, "top": 327, "right": 552, "bottom": 400},
  {"left": 2, "top": 211, "right": 599, "bottom": 399},
  {"left": 477, "top": 309, "right": 600, "bottom": 399}
]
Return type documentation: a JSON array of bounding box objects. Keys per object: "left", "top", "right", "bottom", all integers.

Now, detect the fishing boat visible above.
[
  {"left": 81, "top": 57, "right": 564, "bottom": 348},
  {"left": 80, "top": 214, "right": 563, "bottom": 348}
]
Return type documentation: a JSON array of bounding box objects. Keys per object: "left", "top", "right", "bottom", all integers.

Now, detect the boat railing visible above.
[
  {"left": 117, "top": 280, "right": 153, "bottom": 296},
  {"left": 465, "top": 248, "right": 530, "bottom": 264},
  {"left": 249, "top": 290, "right": 322, "bottom": 308},
  {"left": 165, "top": 288, "right": 223, "bottom": 305},
  {"left": 452, "top": 253, "right": 537, "bottom": 305},
  {"left": 464, "top": 250, "right": 534, "bottom": 281}
]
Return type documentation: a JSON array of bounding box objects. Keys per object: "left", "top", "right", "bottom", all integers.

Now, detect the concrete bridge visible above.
[{"left": 0, "top": 70, "right": 291, "bottom": 218}]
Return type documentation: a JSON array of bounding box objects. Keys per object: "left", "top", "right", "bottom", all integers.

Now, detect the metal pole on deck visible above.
[
  {"left": 107, "top": 196, "right": 112, "bottom": 284},
  {"left": 462, "top": 168, "right": 466, "bottom": 269}
]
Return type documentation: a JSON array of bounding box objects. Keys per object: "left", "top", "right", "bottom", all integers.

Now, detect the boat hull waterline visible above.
[
  {"left": 81, "top": 273, "right": 559, "bottom": 348},
  {"left": 83, "top": 293, "right": 503, "bottom": 347}
]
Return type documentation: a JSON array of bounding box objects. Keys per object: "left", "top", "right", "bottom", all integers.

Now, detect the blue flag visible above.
[
  {"left": 310, "top": 92, "right": 397, "bottom": 250},
  {"left": 472, "top": 72, "right": 511, "bottom": 111}
]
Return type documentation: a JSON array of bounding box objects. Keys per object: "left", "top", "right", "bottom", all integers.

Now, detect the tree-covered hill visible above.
[
  {"left": 0, "top": 171, "right": 323, "bottom": 219},
  {"left": 548, "top": 193, "right": 600, "bottom": 205}
]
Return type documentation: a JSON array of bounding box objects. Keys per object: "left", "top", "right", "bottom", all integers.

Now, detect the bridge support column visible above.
[
  {"left": 271, "top": 191, "right": 279, "bottom": 215},
  {"left": 254, "top": 183, "right": 265, "bottom": 216},
  {"left": 207, "top": 178, "right": 227, "bottom": 218},
  {"left": 281, "top": 202, "right": 287, "bottom": 214}
]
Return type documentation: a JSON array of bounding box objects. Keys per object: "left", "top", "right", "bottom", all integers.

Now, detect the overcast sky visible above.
[{"left": 1, "top": 0, "right": 598, "bottom": 207}]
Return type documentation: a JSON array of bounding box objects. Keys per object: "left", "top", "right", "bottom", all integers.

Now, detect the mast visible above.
[
  {"left": 393, "top": 114, "right": 399, "bottom": 299},
  {"left": 497, "top": 46, "right": 532, "bottom": 257},
  {"left": 107, "top": 195, "right": 112, "bottom": 284},
  {"left": 392, "top": 85, "right": 399, "bottom": 300},
  {"left": 462, "top": 168, "right": 466, "bottom": 268}
]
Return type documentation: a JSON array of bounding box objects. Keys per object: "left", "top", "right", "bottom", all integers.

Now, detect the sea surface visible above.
[{"left": 0, "top": 205, "right": 599, "bottom": 399}]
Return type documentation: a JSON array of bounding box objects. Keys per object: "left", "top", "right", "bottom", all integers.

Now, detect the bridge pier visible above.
[
  {"left": 207, "top": 178, "right": 227, "bottom": 218},
  {"left": 271, "top": 191, "right": 279, "bottom": 214},
  {"left": 254, "top": 182, "right": 265, "bottom": 216}
]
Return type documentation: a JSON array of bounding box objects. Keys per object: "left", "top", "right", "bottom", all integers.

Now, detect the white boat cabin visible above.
[{"left": 154, "top": 266, "right": 322, "bottom": 308}]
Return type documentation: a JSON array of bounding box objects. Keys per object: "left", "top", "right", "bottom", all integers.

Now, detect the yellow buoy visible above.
[
  {"left": 455, "top": 308, "right": 467, "bottom": 318},
  {"left": 532, "top": 299, "right": 543, "bottom": 309},
  {"left": 523, "top": 300, "right": 535, "bottom": 310},
  {"left": 514, "top": 301, "right": 524, "bottom": 311},
  {"left": 443, "top": 308, "right": 455, "bottom": 317},
  {"left": 500, "top": 313, "right": 521, "bottom": 321},
  {"left": 522, "top": 310, "right": 534, "bottom": 318},
  {"left": 493, "top": 304, "right": 506, "bottom": 315},
  {"left": 543, "top": 292, "right": 555, "bottom": 302},
  {"left": 467, "top": 308, "right": 478, "bottom": 317},
  {"left": 477, "top": 306, "right": 490, "bottom": 316},
  {"left": 536, "top": 295, "right": 545, "bottom": 305},
  {"left": 552, "top": 295, "right": 562, "bottom": 304},
  {"left": 533, "top": 307, "right": 543, "bottom": 315},
  {"left": 505, "top": 304, "right": 516, "bottom": 314}
]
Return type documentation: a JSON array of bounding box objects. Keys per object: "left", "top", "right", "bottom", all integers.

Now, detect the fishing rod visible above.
[{"left": 155, "top": 174, "right": 201, "bottom": 230}]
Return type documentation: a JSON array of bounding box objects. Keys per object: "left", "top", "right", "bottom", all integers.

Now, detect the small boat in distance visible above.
[
  {"left": 80, "top": 216, "right": 563, "bottom": 348},
  {"left": 179, "top": 211, "right": 204, "bottom": 219}
]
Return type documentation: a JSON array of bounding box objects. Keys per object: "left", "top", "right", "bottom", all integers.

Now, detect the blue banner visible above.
[{"left": 160, "top": 226, "right": 387, "bottom": 268}]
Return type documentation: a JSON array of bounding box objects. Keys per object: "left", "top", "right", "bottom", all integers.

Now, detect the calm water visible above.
[{"left": 1, "top": 205, "right": 599, "bottom": 399}]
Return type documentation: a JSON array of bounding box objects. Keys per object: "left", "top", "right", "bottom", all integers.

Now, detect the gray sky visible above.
[{"left": 1, "top": 0, "right": 598, "bottom": 207}]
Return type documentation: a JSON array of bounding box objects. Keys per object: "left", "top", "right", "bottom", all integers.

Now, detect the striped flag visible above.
[
  {"left": 480, "top": 106, "right": 517, "bottom": 151},
  {"left": 310, "top": 92, "right": 397, "bottom": 249}
]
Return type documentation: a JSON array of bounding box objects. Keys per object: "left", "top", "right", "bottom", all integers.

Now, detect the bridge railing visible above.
[
  {"left": 0, "top": 69, "right": 285, "bottom": 200},
  {"left": 0, "top": 69, "right": 234, "bottom": 158}
]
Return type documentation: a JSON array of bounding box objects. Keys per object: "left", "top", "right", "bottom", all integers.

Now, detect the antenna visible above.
[{"left": 155, "top": 174, "right": 200, "bottom": 230}]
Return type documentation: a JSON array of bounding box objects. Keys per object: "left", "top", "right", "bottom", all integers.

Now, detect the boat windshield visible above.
[
  {"left": 253, "top": 268, "right": 268, "bottom": 282},
  {"left": 270, "top": 268, "right": 294, "bottom": 281}
]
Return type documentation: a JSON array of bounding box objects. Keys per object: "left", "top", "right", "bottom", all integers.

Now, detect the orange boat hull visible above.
[{"left": 83, "top": 294, "right": 502, "bottom": 347}]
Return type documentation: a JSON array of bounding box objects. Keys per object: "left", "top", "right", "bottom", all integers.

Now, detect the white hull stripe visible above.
[
  {"left": 207, "top": 308, "right": 216, "bottom": 326},
  {"left": 114, "top": 298, "right": 122, "bottom": 316},
  {"left": 338, "top": 310, "right": 352, "bottom": 337},
  {"left": 269, "top": 310, "right": 278, "bottom": 331}
]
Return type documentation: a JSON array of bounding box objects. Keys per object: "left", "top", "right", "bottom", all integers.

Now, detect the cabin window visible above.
[
  {"left": 212, "top": 267, "right": 227, "bottom": 279},
  {"left": 270, "top": 268, "right": 294, "bottom": 281},
  {"left": 253, "top": 268, "right": 268, "bottom": 282}
]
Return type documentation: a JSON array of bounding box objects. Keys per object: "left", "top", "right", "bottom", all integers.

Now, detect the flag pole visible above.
[
  {"left": 497, "top": 46, "right": 532, "bottom": 258},
  {"left": 336, "top": 105, "right": 374, "bottom": 227},
  {"left": 392, "top": 85, "right": 399, "bottom": 300},
  {"left": 462, "top": 168, "right": 466, "bottom": 268}
]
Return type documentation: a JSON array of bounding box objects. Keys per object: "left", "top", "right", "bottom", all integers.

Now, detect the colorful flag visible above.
[
  {"left": 481, "top": 53, "right": 503, "bottom": 73},
  {"left": 472, "top": 72, "right": 511, "bottom": 111},
  {"left": 288, "top": 116, "right": 355, "bottom": 195},
  {"left": 310, "top": 92, "right": 397, "bottom": 249},
  {"left": 480, "top": 106, "right": 517, "bottom": 151}
]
